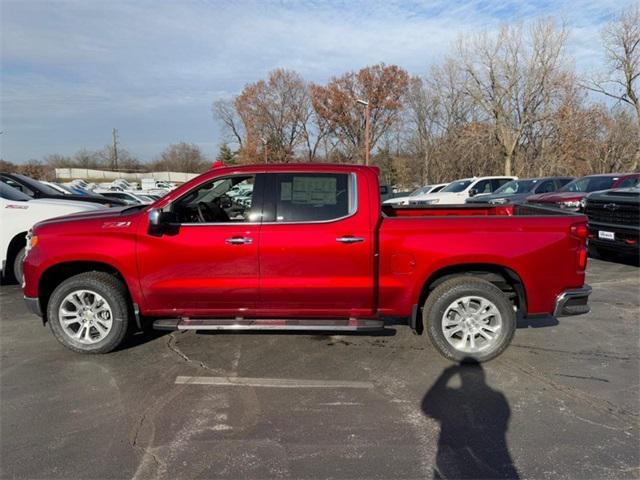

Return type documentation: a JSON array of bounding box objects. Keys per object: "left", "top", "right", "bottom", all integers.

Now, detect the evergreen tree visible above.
[{"left": 217, "top": 143, "right": 237, "bottom": 165}]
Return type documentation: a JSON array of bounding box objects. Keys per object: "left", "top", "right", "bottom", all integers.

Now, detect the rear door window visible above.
[
  {"left": 536, "top": 180, "right": 556, "bottom": 193},
  {"left": 271, "top": 173, "right": 354, "bottom": 222},
  {"left": 473, "top": 180, "right": 493, "bottom": 194},
  {"left": 617, "top": 176, "right": 639, "bottom": 188}
]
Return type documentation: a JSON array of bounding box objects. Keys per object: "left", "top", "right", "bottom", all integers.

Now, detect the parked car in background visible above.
[
  {"left": 23, "top": 164, "right": 590, "bottom": 362},
  {"left": 409, "top": 176, "right": 516, "bottom": 205},
  {"left": 1, "top": 173, "right": 126, "bottom": 207},
  {"left": 1, "top": 183, "right": 104, "bottom": 283},
  {"left": 383, "top": 183, "right": 448, "bottom": 206},
  {"left": 466, "top": 177, "right": 574, "bottom": 204},
  {"left": 584, "top": 187, "right": 639, "bottom": 257},
  {"left": 526, "top": 173, "right": 640, "bottom": 211},
  {"left": 93, "top": 190, "right": 153, "bottom": 205},
  {"left": 40, "top": 181, "right": 72, "bottom": 195}
]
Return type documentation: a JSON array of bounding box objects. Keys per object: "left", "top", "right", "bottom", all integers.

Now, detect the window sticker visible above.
[
  {"left": 291, "top": 177, "right": 337, "bottom": 205},
  {"left": 280, "top": 182, "right": 292, "bottom": 201}
]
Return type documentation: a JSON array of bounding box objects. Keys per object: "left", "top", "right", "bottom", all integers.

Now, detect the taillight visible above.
[
  {"left": 578, "top": 247, "right": 587, "bottom": 270},
  {"left": 571, "top": 224, "right": 588, "bottom": 239}
]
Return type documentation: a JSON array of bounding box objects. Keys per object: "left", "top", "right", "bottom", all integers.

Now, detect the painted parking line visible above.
[{"left": 175, "top": 375, "right": 374, "bottom": 389}]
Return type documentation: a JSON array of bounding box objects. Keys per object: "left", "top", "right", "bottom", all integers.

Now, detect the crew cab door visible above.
[
  {"left": 257, "top": 171, "right": 375, "bottom": 317},
  {"left": 136, "top": 174, "right": 264, "bottom": 316}
]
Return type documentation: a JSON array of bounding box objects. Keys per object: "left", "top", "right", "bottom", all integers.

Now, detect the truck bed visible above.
[
  {"left": 382, "top": 203, "right": 574, "bottom": 218},
  {"left": 378, "top": 203, "right": 588, "bottom": 317}
]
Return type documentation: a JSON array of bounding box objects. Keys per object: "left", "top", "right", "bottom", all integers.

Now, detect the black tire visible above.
[
  {"left": 424, "top": 276, "right": 516, "bottom": 363},
  {"left": 12, "top": 247, "right": 26, "bottom": 285},
  {"left": 47, "top": 271, "right": 130, "bottom": 354}
]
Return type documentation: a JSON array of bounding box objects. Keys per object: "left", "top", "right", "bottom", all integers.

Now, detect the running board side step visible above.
[{"left": 152, "top": 318, "right": 384, "bottom": 332}]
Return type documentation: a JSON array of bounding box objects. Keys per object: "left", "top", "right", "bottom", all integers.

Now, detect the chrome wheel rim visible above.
[
  {"left": 441, "top": 296, "right": 502, "bottom": 353},
  {"left": 58, "top": 290, "right": 113, "bottom": 344}
]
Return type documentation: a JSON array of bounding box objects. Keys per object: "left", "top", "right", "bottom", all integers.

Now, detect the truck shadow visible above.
[
  {"left": 422, "top": 362, "right": 519, "bottom": 479},
  {"left": 198, "top": 328, "right": 397, "bottom": 338},
  {"left": 516, "top": 314, "right": 558, "bottom": 329}
]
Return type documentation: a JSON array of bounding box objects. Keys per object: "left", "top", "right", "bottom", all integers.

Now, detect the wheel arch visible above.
[
  {"left": 38, "top": 261, "right": 136, "bottom": 324},
  {"left": 5, "top": 231, "right": 28, "bottom": 279},
  {"left": 413, "top": 263, "right": 527, "bottom": 333}
]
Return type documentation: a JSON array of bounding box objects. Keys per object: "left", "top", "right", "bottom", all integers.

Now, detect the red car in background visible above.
[{"left": 526, "top": 173, "right": 640, "bottom": 211}]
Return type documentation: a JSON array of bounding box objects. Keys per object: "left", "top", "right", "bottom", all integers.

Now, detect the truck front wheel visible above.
[
  {"left": 424, "top": 277, "right": 516, "bottom": 363},
  {"left": 47, "top": 272, "right": 130, "bottom": 354}
]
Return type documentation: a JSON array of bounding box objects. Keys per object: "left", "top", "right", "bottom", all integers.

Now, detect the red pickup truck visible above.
[{"left": 22, "top": 164, "right": 591, "bottom": 362}]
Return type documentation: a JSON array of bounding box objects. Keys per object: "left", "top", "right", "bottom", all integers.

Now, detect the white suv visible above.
[
  {"left": 383, "top": 183, "right": 449, "bottom": 206},
  {"left": 409, "top": 176, "right": 516, "bottom": 205},
  {"left": 1, "top": 183, "right": 104, "bottom": 283}
]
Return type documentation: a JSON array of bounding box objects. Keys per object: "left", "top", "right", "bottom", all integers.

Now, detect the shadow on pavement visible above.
[
  {"left": 422, "top": 362, "right": 519, "bottom": 480},
  {"left": 589, "top": 250, "right": 640, "bottom": 267},
  {"left": 516, "top": 314, "right": 558, "bottom": 329}
]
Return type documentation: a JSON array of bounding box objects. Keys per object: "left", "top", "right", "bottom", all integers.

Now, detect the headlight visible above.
[
  {"left": 25, "top": 229, "right": 38, "bottom": 255},
  {"left": 423, "top": 199, "right": 440, "bottom": 205},
  {"left": 559, "top": 200, "right": 581, "bottom": 209},
  {"left": 489, "top": 198, "right": 508, "bottom": 204}
]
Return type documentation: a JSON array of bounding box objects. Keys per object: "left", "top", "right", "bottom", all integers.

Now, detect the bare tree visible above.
[
  {"left": 403, "top": 76, "right": 440, "bottom": 182},
  {"left": 150, "top": 143, "right": 209, "bottom": 173},
  {"left": 311, "top": 64, "right": 410, "bottom": 162},
  {"left": 456, "top": 20, "right": 569, "bottom": 175},
  {"left": 213, "top": 99, "right": 245, "bottom": 149},
  {"left": 235, "top": 69, "right": 311, "bottom": 163},
  {"left": 586, "top": 5, "right": 640, "bottom": 127}
]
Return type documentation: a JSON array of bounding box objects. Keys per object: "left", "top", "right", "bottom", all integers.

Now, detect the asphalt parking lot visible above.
[{"left": 1, "top": 257, "right": 638, "bottom": 479}]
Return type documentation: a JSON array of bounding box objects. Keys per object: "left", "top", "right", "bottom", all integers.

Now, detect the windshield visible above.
[
  {"left": 561, "top": 176, "right": 617, "bottom": 193},
  {"left": 441, "top": 180, "right": 473, "bottom": 193},
  {"left": 494, "top": 179, "right": 538, "bottom": 195},
  {"left": 13, "top": 174, "right": 62, "bottom": 196},
  {"left": 0, "top": 182, "right": 32, "bottom": 201},
  {"left": 410, "top": 186, "right": 432, "bottom": 196}
]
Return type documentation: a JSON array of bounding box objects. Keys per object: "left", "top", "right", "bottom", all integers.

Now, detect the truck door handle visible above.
[
  {"left": 336, "top": 236, "right": 365, "bottom": 244},
  {"left": 225, "top": 236, "right": 253, "bottom": 245}
]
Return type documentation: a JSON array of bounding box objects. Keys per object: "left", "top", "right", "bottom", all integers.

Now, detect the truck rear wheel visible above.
[
  {"left": 47, "top": 272, "right": 130, "bottom": 354},
  {"left": 424, "top": 277, "right": 516, "bottom": 363}
]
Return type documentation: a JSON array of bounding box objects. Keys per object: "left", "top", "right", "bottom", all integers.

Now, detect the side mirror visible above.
[
  {"left": 148, "top": 209, "right": 177, "bottom": 234},
  {"left": 149, "top": 209, "right": 162, "bottom": 227},
  {"left": 468, "top": 188, "right": 478, "bottom": 197}
]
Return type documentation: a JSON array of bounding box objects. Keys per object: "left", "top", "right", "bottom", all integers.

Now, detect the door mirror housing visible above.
[
  {"left": 148, "top": 208, "right": 178, "bottom": 234},
  {"left": 468, "top": 188, "right": 478, "bottom": 197}
]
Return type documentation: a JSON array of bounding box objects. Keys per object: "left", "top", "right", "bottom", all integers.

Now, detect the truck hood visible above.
[
  {"left": 526, "top": 191, "right": 586, "bottom": 203},
  {"left": 413, "top": 191, "right": 467, "bottom": 202},
  {"left": 29, "top": 198, "right": 105, "bottom": 210},
  {"left": 383, "top": 195, "right": 414, "bottom": 205},
  {"left": 467, "top": 192, "right": 530, "bottom": 204},
  {"left": 34, "top": 205, "right": 146, "bottom": 228}
]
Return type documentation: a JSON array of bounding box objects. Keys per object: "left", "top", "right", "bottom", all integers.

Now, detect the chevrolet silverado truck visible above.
[
  {"left": 585, "top": 187, "right": 639, "bottom": 257},
  {"left": 22, "top": 164, "right": 592, "bottom": 362}
]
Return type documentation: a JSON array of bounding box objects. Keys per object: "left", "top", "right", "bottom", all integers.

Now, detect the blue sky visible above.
[{"left": 0, "top": 0, "right": 635, "bottom": 163}]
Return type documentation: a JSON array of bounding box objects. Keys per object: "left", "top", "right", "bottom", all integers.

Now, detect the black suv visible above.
[
  {"left": 584, "top": 187, "right": 639, "bottom": 257},
  {"left": 0, "top": 173, "right": 126, "bottom": 207}
]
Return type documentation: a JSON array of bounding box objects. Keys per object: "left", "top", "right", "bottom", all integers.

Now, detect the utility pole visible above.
[
  {"left": 356, "top": 99, "right": 370, "bottom": 165},
  {"left": 112, "top": 128, "right": 119, "bottom": 172}
]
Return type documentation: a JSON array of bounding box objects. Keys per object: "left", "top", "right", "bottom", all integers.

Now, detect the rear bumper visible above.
[
  {"left": 553, "top": 285, "right": 591, "bottom": 317},
  {"left": 24, "top": 296, "right": 43, "bottom": 317}
]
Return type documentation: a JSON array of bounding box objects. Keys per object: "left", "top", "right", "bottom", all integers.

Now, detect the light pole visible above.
[
  {"left": 260, "top": 137, "right": 268, "bottom": 164},
  {"left": 356, "top": 99, "right": 370, "bottom": 165}
]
